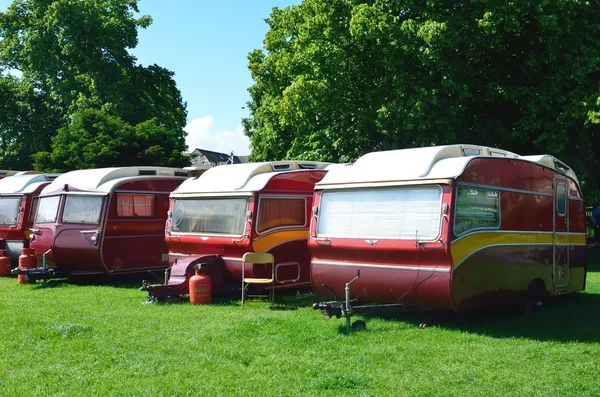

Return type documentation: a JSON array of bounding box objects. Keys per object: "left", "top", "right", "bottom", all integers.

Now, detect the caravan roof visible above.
[
  {"left": 0, "top": 173, "right": 61, "bottom": 194},
  {"left": 41, "top": 167, "right": 189, "bottom": 194},
  {"left": 173, "top": 161, "right": 331, "bottom": 195},
  {"left": 316, "top": 144, "right": 579, "bottom": 188}
]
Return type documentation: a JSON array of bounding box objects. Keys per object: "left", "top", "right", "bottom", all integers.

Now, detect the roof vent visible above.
[
  {"left": 554, "top": 160, "right": 570, "bottom": 174},
  {"left": 298, "top": 163, "right": 317, "bottom": 169},
  {"left": 462, "top": 148, "right": 481, "bottom": 156},
  {"left": 272, "top": 164, "right": 291, "bottom": 171},
  {"left": 138, "top": 170, "right": 157, "bottom": 176}
]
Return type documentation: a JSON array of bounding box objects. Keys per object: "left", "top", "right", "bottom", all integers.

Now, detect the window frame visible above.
[
  {"left": 453, "top": 184, "right": 501, "bottom": 237},
  {"left": 29, "top": 197, "right": 39, "bottom": 225},
  {"left": 255, "top": 195, "right": 308, "bottom": 234},
  {"left": 316, "top": 185, "right": 443, "bottom": 241},
  {"left": 35, "top": 195, "right": 62, "bottom": 224},
  {"left": 61, "top": 194, "right": 104, "bottom": 225},
  {"left": 556, "top": 183, "right": 567, "bottom": 216},
  {"left": 0, "top": 196, "right": 22, "bottom": 226},
  {"left": 170, "top": 196, "right": 249, "bottom": 237},
  {"left": 115, "top": 193, "right": 156, "bottom": 219}
]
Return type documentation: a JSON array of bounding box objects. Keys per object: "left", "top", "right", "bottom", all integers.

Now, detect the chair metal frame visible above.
[{"left": 241, "top": 252, "right": 275, "bottom": 307}]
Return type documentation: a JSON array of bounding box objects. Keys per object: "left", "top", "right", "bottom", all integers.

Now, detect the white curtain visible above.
[
  {"left": 317, "top": 186, "right": 442, "bottom": 240},
  {"left": 62, "top": 195, "right": 104, "bottom": 224}
]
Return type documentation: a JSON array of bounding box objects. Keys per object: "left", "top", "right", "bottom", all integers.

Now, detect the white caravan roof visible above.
[
  {"left": 0, "top": 173, "right": 61, "bottom": 194},
  {"left": 316, "top": 144, "right": 580, "bottom": 189},
  {"left": 41, "top": 167, "right": 189, "bottom": 194},
  {"left": 172, "top": 161, "right": 331, "bottom": 196}
]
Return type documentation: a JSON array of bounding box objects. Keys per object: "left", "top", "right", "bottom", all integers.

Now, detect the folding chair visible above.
[{"left": 241, "top": 252, "right": 275, "bottom": 307}]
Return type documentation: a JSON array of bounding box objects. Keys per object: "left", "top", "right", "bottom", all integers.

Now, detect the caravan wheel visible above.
[
  {"left": 351, "top": 320, "right": 366, "bottom": 331},
  {"left": 525, "top": 279, "right": 545, "bottom": 313}
]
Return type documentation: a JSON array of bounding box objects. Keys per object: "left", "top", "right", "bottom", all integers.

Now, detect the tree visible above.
[
  {"left": 33, "top": 108, "right": 189, "bottom": 171},
  {"left": 245, "top": 0, "right": 600, "bottom": 198},
  {"left": 0, "top": 0, "right": 189, "bottom": 171}
]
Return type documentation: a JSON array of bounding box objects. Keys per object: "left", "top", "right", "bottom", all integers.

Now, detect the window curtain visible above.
[
  {"left": 317, "top": 187, "right": 442, "bottom": 240},
  {"left": 257, "top": 198, "right": 305, "bottom": 233},
  {"left": 116, "top": 194, "right": 155, "bottom": 217},
  {"left": 63, "top": 196, "right": 103, "bottom": 224}
]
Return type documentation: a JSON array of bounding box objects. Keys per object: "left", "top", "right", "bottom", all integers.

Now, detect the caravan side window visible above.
[
  {"left": 454, "top": 186, "right": 500, "bottom": 236},
  {"left": 257, "top": 197, "right": 306, "bottom": 233},
  {"left": 62, "top": 195, "right": 103, "bottom": 224},
  {"left": 116, "top": 194, "right": 156, "bottom": 218}
]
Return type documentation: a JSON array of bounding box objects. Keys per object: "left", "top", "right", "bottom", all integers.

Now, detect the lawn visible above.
[{"left": 1, "top": 255, "right": 599, "bottom": 396}]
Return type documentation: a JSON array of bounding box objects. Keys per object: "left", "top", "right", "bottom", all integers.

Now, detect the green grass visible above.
[{"left": 1, "top": 256, "right": 600, "bottom": 397}]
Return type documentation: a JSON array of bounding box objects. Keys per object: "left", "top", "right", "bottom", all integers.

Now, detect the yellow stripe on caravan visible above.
[
  {"left": 451, "top": 231, "right": 586, "bottom": 267},
  {"left": 252, "top": 230, "right": 309, "bottom": 252}
]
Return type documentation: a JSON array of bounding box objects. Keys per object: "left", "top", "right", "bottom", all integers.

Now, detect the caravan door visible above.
[{"left": 553, "top": 176, "right": 569, "bottom": 287}]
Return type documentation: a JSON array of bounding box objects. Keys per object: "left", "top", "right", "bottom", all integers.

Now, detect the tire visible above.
[
  {"left": 351, "top": 320, "right": 366, "bottom": 331},
  {"left": 525, "top": 279, "right": 545, "bottom": 313}
]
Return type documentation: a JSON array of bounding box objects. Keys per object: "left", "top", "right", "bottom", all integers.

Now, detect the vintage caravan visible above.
[
  {"left": 310, "top": 145, "right": 586, "bottom": 323},
  {"left": 0, "top": 173, "right": 60, "bottom": 266},
  {"left": 23, "top": 167, "right": 189, "bottom": 280},
  {"left": 144, "top": 161, "right": 331, "bottom": 301}
]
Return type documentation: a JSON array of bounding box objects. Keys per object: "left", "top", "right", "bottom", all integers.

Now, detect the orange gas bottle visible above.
[
  {"left": 17, "top": 248, "right": 36, "bottom": 284},
  {"left": 0, "top": 250, "right": 10, "bottom": 277},
  {"left": 189, "top": 266, "right": 212, "bottom": 305}
]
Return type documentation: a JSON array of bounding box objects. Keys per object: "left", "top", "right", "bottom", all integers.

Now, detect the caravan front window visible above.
[
  {"left": 454, "top": 186, "right": 500, "bottom": 236},
  {"left": 62, "top": 195, "right": 103, "bottom": 224},
  {"left": 36, "top": 196, "right": 61, "bottom": 224},
  {"left": 171, "top": 197, "right": 247, "bottom": 235},
  {"left": 317, "top": 186, "right": 442, "bottom": 240},
  {"left": 0, "top": 197, "right": 21, "bottom": 225}
]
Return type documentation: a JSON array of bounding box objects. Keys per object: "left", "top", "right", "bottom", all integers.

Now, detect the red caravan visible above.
[
  {"left": 144, "top": 161, "right": 331, "bottom": 300},
  {"left": 25, "top": 167, "right": 189, "bottom": 280},
  {"left": 0, "top": 173, "right": 60, "bottom": 267},
  {"left": 310, "top": 145, "right": 586, "bottom": 316}
]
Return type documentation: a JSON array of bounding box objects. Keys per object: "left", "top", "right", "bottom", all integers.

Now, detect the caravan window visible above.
[
  {"left": 35, "top": 196, "right": 61, "bottom": 224},
  {"left": 171, "top": 197, "right": 247, "bottom": 235},
  {"left": 257, "top": 197, "right": 306, "bottom": 233},
  {"left": 0, "top": 197, "right": 21, "bottom": 225},
  {"left": 29, "top": 197, "right": 39, "bottom": 224},
  {"left": 317, "top": 186, "right": 442, "bottom": 240},
  {"left": 62, "top": 195, "right": 103, "bottom": 224},
  {"left": 454, "top": 187, "right": 499, "bottom": 236},
  {"left": 556, "top": 184, "right": 567, "bottom": 216},
  {"left": 116, "top": 194, "right": 155, "bottom": 218}
]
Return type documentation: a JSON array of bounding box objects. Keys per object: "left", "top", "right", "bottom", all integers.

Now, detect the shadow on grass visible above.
[
  {"left": 585, "top": 248, "right": 600, "bottom": 272},
  {"left": 342, "top": 291, "right": 600, "bottom": 343},
  {"left": 31, "top": 272, "right": 153, "bottom": 290}
]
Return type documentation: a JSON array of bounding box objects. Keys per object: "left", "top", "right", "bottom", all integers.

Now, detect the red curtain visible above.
[
  {"left": 116, "top": 194, "right": 155, "bottom": 217},
  {"left": 257, "top": 198, "right": 305, "bottom": 232}
]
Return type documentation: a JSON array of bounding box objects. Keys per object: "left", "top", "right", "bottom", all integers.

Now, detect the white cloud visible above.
[{"left": 184, "top": 116, "right": 251, "bottom": 155}]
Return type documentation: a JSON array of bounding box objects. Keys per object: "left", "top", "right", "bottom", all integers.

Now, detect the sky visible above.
[{"left": 0, "top": 0, "right": 300, "bottom": 156}]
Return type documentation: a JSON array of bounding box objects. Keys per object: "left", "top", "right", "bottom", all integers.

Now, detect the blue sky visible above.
[{"left": 0, "top": 0, "right": 300, "bottom": 155}]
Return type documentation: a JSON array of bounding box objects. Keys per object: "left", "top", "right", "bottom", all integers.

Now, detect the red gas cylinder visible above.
[
  {"left": 189, "top": 267, "right": 212, "bottom": 305},
  {"left": 18, "top": 248, "right": 36, "bottom": 284},
  {"left": 0, "top": 250, "right": 10, "bottom": 277}
]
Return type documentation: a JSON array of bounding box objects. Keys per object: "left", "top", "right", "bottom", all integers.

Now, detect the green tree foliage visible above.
[
  {"left": 245, "top": 0, "right": 600, "bottom": 197},
  {"left": 0, "top": 0, "right": 189, "bottom": 171},
  {"left": 33, "top": 108, "right": 189, "bottom": 171}
]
